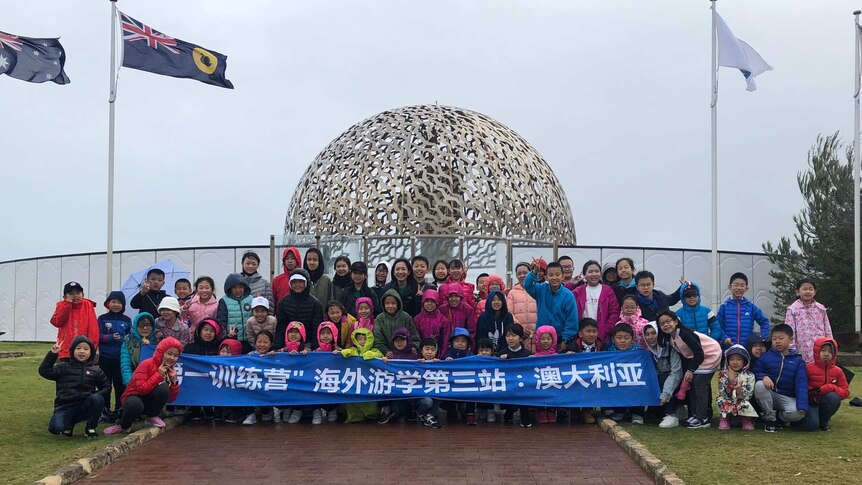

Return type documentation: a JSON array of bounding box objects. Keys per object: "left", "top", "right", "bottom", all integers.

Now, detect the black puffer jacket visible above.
[
  {"left": 38, "top": 336, "right": 110, "bottom": 412},
  {"left": 275, "top": 268, "right": 323, "bottom": 349},
  {"left": 183, "top": 319, "right": 223, "bottom": 356}
]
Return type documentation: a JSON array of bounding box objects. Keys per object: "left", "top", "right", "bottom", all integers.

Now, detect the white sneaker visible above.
[
  {"left": 326, "top": 409, "right": 339, "bottom": 422},
  {"left": 272, "top": 407, "right": 282, "bottom": 424},
  {"left": 631, "top": 414, "right": 644, "bottom": 425},
  {"left": 486, "top": 410, "right": 496, "bottom": 423},
  {"left": 609, "top": 413, "right": 625, "bottom": 421},
  {"left": 659, "top": 415, "right": 679, "bottom": 428},
  {"left": 242, "top": 413, "right": 257, "bottom": 426},
  {"left": 312, "top": 409, "right": 323, "bottom": 425},
  {"left": 288, "top": 409, "right": 303, "bottom": 424}
]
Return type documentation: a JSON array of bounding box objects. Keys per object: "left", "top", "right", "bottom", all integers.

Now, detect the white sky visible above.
[{"left": 1, "top": 0, "right": 858, "bottom": 262}]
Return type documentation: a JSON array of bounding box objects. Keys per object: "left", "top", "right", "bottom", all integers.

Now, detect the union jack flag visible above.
[
  {"left": 121, "top": 12, "right": 179, "bottom": 54},
  {"left": 0, "top": 32, "right": 24, "bottom": 51}
]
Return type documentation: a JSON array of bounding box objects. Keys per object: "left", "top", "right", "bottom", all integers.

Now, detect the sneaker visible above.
[
  {"left": 101, "top": 409, "right": 117, "bottom": 424},
  {"left": 520, "top": 415, "right": 534, "bottom": 428},
  {"left": 764, "top": 420, "right": 780, "bottom": 433},
  {"left": 85, "top": 428, "right": 99, "bottom": 439},
  {"left": 377, "top": 410, "right": 393, "bottom": 425},
  {"left": 288, "top": 409, "right": 303, "bottom": 424},
  {"left": 61, "top": 428, "right": 74, "bottom": 437},
  {"left": 583, "top": 412, "right": 596, "bottom": 424},
  {"left": 683, "top": 416, "right": 696, "bottom": 426},
  {"left": 204, "top": 408, "right": 216, "bottom": 422},
  {"left": 146, "top": 417, "right": 166, "bottom": 428},
  {"left": 243, "top": 413, "right": 257, "bottom": 426},
  {"left": 103, "top": 424, "right": 131, "bottom": 435},
  {"left": 261, "top": 410, "right": 273, "bottom": 422},
  {"left": 421, "top": 413, "right": 442, "bottom": 429},
  {"left": 272, "top": 407, "right": 282, "bottom": 424},
  {"left": 609, "top": 413, "right": 625, "bottom": 422},
  {"left": 486, "top": 410, "right": 496, "bottom": 423},
  {"left": 684, "top": 418, "right": 710, "bottom": 429},
  {"left": 466, "top": 413, "right": 478, "bottom": 425},
  {"left": 225, "top": 412, "right": 241, "bottom": 424},
  {"left": 741, "top": 417, "right": 755, "bottom": 431},
  {"left": 821, "top": 425, "right": 832, "bottom": 432},
  {"left": 312, "top": 409, "right": 323, "bottom": 425},
  {"left": 631, "top": 414, "right": 644, "bottom": 425},
  {"left": 327, "top": 410, "right": 339, "bottom": 422},
  {"left": 658, "top": 415, "right": 679, "bottom": 428},
  {"left": 718, "top": 417, "right": 731, "bottom": 430}
]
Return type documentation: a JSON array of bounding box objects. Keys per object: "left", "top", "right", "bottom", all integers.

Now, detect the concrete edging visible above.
[
  {"left": 34, "top": 416, "right": 183, "bottom": 485},
  {"left": 597, "top": 418, "right": 685, "bottom": 485}
]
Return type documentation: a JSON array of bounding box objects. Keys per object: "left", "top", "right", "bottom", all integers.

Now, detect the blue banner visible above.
[{"left": 141, "top": 347, "right": 660, "bottom": 407}]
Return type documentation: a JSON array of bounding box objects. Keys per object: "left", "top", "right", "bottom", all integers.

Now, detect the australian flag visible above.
[
  {"left": 0, "top": 31, "right": 70, "bottom": 84},
  {"left": 121, "top": 12, "right": 233, "bottom": 89}
]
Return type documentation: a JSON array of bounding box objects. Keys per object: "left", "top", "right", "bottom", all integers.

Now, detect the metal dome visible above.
[{"left": 285, "top": 105, "right": 576, "bottom": 243}]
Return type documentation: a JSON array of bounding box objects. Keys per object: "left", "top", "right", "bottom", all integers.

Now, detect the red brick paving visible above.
[{"left": 84, "top": 421, "right": 653, "bottom": 484}]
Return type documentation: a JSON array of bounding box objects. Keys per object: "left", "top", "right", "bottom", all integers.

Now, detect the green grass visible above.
[
  {"left": 0, "top": 343, "right": 117, "bottom": 485},
  {"left": 622, "top": 367, "right": 862, "bottom": 485}
]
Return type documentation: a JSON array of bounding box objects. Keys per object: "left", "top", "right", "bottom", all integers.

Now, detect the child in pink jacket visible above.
[
  {"left": 414, "top": 289, "right": 447, "bottom": 348},
  {"left": 573, "top": 260, "right": 620, "bottom": 342},
  {"left": 785, "top": 277, "right": 832, "bottom": 363}
]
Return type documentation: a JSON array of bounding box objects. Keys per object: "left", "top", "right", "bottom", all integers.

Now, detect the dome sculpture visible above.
[{"left": 285, "top": 105, "right": 576, "bottom": 244}]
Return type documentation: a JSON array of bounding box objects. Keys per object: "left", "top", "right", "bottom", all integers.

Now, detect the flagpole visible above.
[
  {"left": 854, "top": 10, "right": 861, "bottom": 333},
  {"left": 710, "top": 0, "right": 719, "bottom": 311},
  {"left": 107, "top": 0, "right": 118, "bottom": 293}
]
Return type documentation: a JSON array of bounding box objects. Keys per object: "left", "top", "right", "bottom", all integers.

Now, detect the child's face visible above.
[
  {"left": 107, "top": 299, "right": 124, "bottom": 313},
  {"left": 219, "top": 345, "right": 232, "bottom": 356},
  {"left": 412, "top": 260, "right": 428, "bottom": 280},
  {"left": 820, "top": 345, "right": 834, "bottom": 363},
  {"left": 449, "top": 265, "right": 464, "bottom": 281},
  {"left": 585, "top": 264, "right": 601, "bottom": 286},
  {"left": 351, "top": 271, "right": 366, "bottom": 285},
  {"left": 613, "top": 331, "right": 633, "bottom": 350},
  {"left": 476, "top": 276, "right": 488, "bottom": 292},
  {"left": 546, "top": 267, "right": 563, "bottom": 288},
  {"left": 421, "top": 345, "right": 438, "bottom": 359},
  {"left": 253, "top": 307, "right": 268, "bottom": 322},
  {"left": 147, "top": 274, "right": 165, "bottom": 291},
  {"left": 288, "top": 328, "right": 301, "bottom": 342},
  {"left": 66, "top": 290, "right": 84, "bottom": 303},
  {"left": 621, "top": 299, "right": 637, "bottom": 316},
  {"left": 196, "top": 281, "right": 213, "bottom": 300},
  {"left": 162, "top": 348, "right": 179, "bottom": 367},
  {"left": 727, "top": 354, "right": 745, "bottom": 372},
  {"left": 305, "top": 252, "right": 319, "bottom": 271},
  {"left": 797, "top": 283, "right": 816, "bottom": 303},
  {"left": 643, "top": 326, "right": 658, "bottom": 347},
  {"left": 200, "top": 324, "right": 216, "bottom": 342},
  {"left": 579, "top": 326, "right": 598, "bottom": 344},
  {"left": 478, "top": 347, "right": 494, "bottom": 356},
  {"left": 516, "top": 265, "right": 529, "bottom": 285},
  {"left": 138, "top": 320, "right": 153, "bottom": 337},
  {"left": 335, "top": 260, "right": 349, "bottom": 276},
  {"left": 423, "top": 299, "right": 437, "bottom": 313},
  {"left": 505, "top": 331, "right": 522, "bottom": 348},
  {"left": 452, "top": 336, "right": 468, "bottom": 350},
  {"left": 355, "top": 333, "right": 367, "bottom": 347},
  {"left": 605, "top": 269, "right": 618, "bottom": 283},
  {"left": 289, "top": 280, "right": 306, "bottom": 293},
  {"left": 160, "top": 308, "right": 177, "bottom": 322},
  {"left": 751, "top": 342, "right": 767, "bottom": 358},
  {"left": 358, "top": 302, "right": 372, "bottom": 319},
  {"left": 393, "top": 337, "right": 408, "bottom": 350},
  {"left": 255, "top": 334, "right": 272, "bottom": 354},
  {"left": 616, "top": 261, "right": 633, "bottom": 280},
  {"left": 491, "top": 295, "right": 503, "bottom": 311},
  {"left": 327, "top": 306, "right": 343, "bottom": 322},
  {"left": 284, "top": 253, "right": 298, "bottom": 271},
  {"left": 488, "top": 281, "right": 502, "bottom": 293},
  {"left": 636, "top": 278, "right": 654, "bottom": 298},
  {"left": 72, "top": 342, "right": 91, "bottom": 362},
  {"left": 771, "top": 331, "right": 791, "bottom": 353},
  {"left": 319, "top": 328, "right": 334, "bottom": 344},
  {"left": 447, "top": 293, "right": 462, "bottom": 308},
  {"left": 658, "top": 315, "right": 677, "bottom": 334},
  {"left": 242, "top": 258, "right": 259, "bottom": 275},
  {"left": 230, "top": 284, "right": 245, "bottom": 298},
  {"left": 175, "top": 282, "right": 192, "bottom": 298},
  {"left": 434, "top": 263, "right": 448, "bottom": 281},
  {"left": 393, "top": 263, "right": 409, "bottom": 282},
  {"left": 684, "top": 293, "right": 699, "bottom": 307},
  {"left": 729, "top": 278, "right": 748, "bottom": 299},
  {"left": 376, "top": 266, "right": 389, "bottom": 284},
  {"left": 539, "top": 333, "right": 554, "bottom": 350},
  {"left": 383, "top": 297, "right": 399, "bottom": 315}
]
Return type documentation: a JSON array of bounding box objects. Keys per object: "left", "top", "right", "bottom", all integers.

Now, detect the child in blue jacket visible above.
[
  {"left": 717, "top": 273, "right": 770, "bottom": 348},
  {"left": 677, "top": 283, "right": 721, "bottom": 341},
  {"left": 752, "top": 324, "right": 808, "bottom": 432}
]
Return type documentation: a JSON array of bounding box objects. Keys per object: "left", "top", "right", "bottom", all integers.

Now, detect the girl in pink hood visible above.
[
  {"left": 345, "top": 297, "right": 375, "bottom": 348},
  {"left": 310, "top": 321, "right": 341, "bottom": 424},
  {"left": 533, "top": 325, "right": 558, "bottom": 423},
  {"left": 280, "top": 321, "right": 308, "bottom": 355},
  {"left": 438, "top": 283, "right": 477, "bottom": 358},
  {"left": 414, "top": 289, "right": 447, "bottom": 346},
  {"left": 618, "top": 295, "right": 649, "bottom": 347}
]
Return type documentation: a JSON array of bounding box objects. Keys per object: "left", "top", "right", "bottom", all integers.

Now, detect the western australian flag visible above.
[
  {"left": 0, "top": 31, "right": 70, "bottom": 84},
  {"left": 121, "top": 12, "right": 233, "bottom": 89}
]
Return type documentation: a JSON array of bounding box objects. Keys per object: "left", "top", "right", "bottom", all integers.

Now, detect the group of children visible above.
[{"left": 39, "top": 250, "right": 849, "bottom": 436}]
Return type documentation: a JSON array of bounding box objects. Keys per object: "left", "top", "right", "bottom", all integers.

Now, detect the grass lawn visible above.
[
  {"left": 0, "top": 343, "right": 119, "bottom": 485},
  {"left": 622, "top": 366, "right": 862, "bottom": 485}
]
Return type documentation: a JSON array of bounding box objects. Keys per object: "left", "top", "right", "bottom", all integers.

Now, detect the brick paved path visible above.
[{"left": 84, "top": 421, "right": 652, "bottom": 484}]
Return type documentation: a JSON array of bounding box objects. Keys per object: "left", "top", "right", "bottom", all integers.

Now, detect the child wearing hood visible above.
[
  {"left": 304, "top": 248, "right": 334, "bottom": 306},
  {"left": 372, "top": 262, "right": 390, "bottom": 298},
  {"left": 310, "top": 322, "right": 341, "bottom": 425},
  {"left": 39, "top": 336, "right": 111, "bottom": 438},
  {"left": 322, "top": 300, "right": 355, "bottom": 350},
  {"left": 341, "top": 328, "right": 384, "bottom": 423},
  {"left": 438, "top": 283, "right": 476, "bottom": 358},
  {"left": 476, "top": 290, "right": 514, "bottom": 353},
  {"left": 716, "top": 344, "right": 757, "bottom": 430},
  {"left": 98, "top": 291, "right": 131, "bottom": 422},
  {"left": 121, "top": 313, "right": 161, "bottom": 385},
  {"left": 803, "top": 338, "right": 849, "bottom": 431},
  {"left": 217, "top": 273, "right": 253, "bottom": 346},
  {"left": 373, "top": 290, "right": 421, "bottom": 356},
  {"left": 272, "top": 321, "right": 309, "bottom": 425},
  {"left": 473, "top": 275, "right": 507, "bottom": 323},
  {"left": 677, "top": 283, "right": 722, "bottom": 342},
  {"left": 642, "top": 322, "right": 682, "bottom": 428},
  {"left": 104, "top": 337, "right": 183, "bottom": 435},
  {"left": 785, "top": 278, "right": 832, "bottom": 363},
  {"left": 533, "top": 325, "right": 558, "bottom": 424},
  {"left": 378, "top": 328, "right": 420, "bottom": 424},
  {"left": 446, "top": 259, "right": 476, "bottom": 311},
  {"left": 346, "top": 297, "right": 375, "bottom": 348},
  {"left": 618, "top": 295, "right": 649, "bottom": 347},
  {"left": 414, "top": 289, "right": 447, "bottom": 347},
  {"left": 272, "top": 247, "right": 301, "bottom": 306},
  {"left": 51, "top": 282, "right": 100, "bottom": 361},
  {"left": 183, "top": 319, "right": 222, "bottom": 421},
  {"left": 441, "top": 327, "right": 481, "bottom": 425}
]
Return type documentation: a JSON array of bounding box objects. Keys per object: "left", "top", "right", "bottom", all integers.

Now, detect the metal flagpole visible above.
[
  {"left": 710, "top": 0, "right": 719, "bottom": 311},
  {"left": 107, "top": 0, "right": 119, "bottom": 293},
  {"left": 854, "top": 10, "right": 861, "bottom": 333}
]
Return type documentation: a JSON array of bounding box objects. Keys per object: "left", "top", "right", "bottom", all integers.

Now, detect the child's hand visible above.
[
  {"left": 500, "top": 354, "right": 508, "bottom": 359},
  {"left": 140, "top": 282, "right": 150, "bottom": 295},
  {"left": 684, "top": 370, "right": 693, "bottom": 382},
  {"left": 301, "top": 349, "right": 309, "bottom": 355},
  {"left": 332, "top": 350, "right": 341, "bottom": 355},
  {"left": 385, "top": 351, "right": 394, "bottom": 358},
  {"left": 228, "top": 328, "right": 238, "bottom": 338},
  {"left": 679, "top": 276, "right": 687, "bottom": 285},
  {"left": 267, "top": 351, "right": 276, "bottom": 356},
  {"left": 142, "top": 337, "right": 150, "bottom": 345},
  {"left": 113, "top": 333, "right": 121, "bottom": 341},
  {"left": 659, "top": 398, "right": 668, "bottom": 406},
  {"left": 167, "top": 366, "right": 178, "bottom": 383},
  {"left": 559, "top": 341, "right": 568, "bottom": 352},
  {"left": 382, "top": 357, "right": 390, "bottom": 363},
  {"left": 289, "top": 350, "right": 298, "bottom": 355},
  {"left": 445, "top": 357, "right": 453, "bottom": 361},
  {"left": 762, "top": 376, "right": 774, "bottom": 390},
  {"left": 155, "top": 331, "right": 164, "bottom": 340},
  {"left": 723, "top": 338, "right": 732, "bottom": 346},
  {"left": 573, "top": 273, "right": 584, "bottom": 283},
  {"left": 51, "top": 340, "right": 63, "bottom": 354},
  {"left": 64, "top": 294, "right": 74, "bottom": 303},
  {"left": 418, "top": 358, "right": 425, "bottom": 363},
  {"left": 158, "top": 363, "right": 169, "bottom": 378}
]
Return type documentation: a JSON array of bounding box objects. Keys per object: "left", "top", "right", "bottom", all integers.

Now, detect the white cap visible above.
[
  {"left": 158, "top": 296, "right": 181, "bottom": 314},
  {"left": 289, "top": 274, "right": 307, "bottom": 283},
  {"left": 251, "top": 296, "right": 269, "bottom": 309}
]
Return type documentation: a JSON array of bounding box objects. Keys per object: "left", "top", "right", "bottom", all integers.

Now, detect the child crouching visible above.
[
  {"left": 716, "top": 345, "right": 757, "bottom": 430},
  {"left": 340, "top": 328, "right": 383, "bottom": 423}
]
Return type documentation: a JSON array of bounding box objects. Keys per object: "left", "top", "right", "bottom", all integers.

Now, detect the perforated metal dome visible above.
[{"left": 285, "top": 105, "right": 576, "bottom": 243}]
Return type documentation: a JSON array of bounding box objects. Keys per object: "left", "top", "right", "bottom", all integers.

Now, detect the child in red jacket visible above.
[
  {"left": 50, "top": 282, "right": 100, "bottom": 361},
  {"left": 804, "top": 338, "right": 850, "bottom": 431}
]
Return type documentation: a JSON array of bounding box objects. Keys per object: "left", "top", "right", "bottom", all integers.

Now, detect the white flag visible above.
[{"left": 714, "top": 11, "right": 772, "bottom": 91}]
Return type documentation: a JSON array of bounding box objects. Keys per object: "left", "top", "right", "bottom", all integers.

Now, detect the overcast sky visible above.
[{"left": 1, "top": 0, "right": 858, "bottom": 262}]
